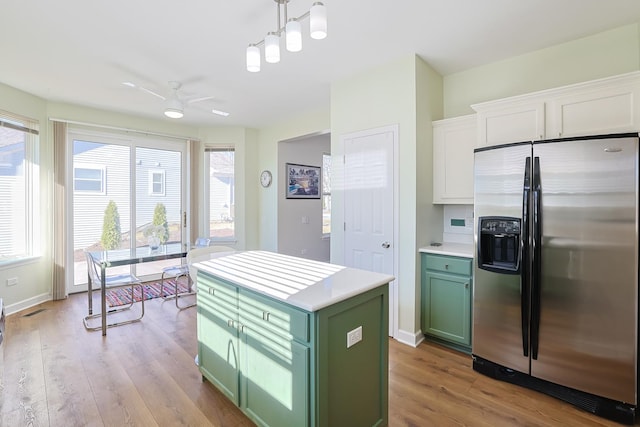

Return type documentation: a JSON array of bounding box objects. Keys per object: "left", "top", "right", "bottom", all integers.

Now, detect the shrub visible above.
[
  {"left": 152, "top": 203, "right": 170, "bottom": 244},
  {"left": 101, "top": 200, "right": 122, "bottom": 250}
]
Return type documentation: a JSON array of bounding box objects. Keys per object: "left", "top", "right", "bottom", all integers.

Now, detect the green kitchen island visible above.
[{"left": 192, "top": 250, "right": 394, "bottom": 427}]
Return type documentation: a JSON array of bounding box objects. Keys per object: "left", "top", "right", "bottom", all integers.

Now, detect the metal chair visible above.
[
  {"left": 159, "top": 238, "right": 210, "bottom": 309},
  {"left": 83, "top": 252, "right": 144, "bottom": 331}
]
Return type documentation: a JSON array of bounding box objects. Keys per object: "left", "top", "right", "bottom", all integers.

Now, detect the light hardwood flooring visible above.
[{"left": 0, "top": 293, "right": 630, "bottom": 427}]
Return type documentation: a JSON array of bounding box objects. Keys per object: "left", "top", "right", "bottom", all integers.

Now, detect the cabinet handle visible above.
[
  {"left": 208, "top": 288, "right": 215, "bottom": 296},
  {"left": 262, "top": 311, "right": 271, "bottom": 321},
  {"left": 239, "top": 324, "right": 245, "bottom": 333},
  {"left": 444, "top": 264, "right": 449, "bottom": 270},
  {"left": 228, "top": 319, "right": 235, "bottom": 328},
  {"left": 464, "top": 282, "right": 469, "bottom": 289}
]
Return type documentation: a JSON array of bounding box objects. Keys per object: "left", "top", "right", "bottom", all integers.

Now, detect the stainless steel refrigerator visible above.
[{"left": 472, "top": 133, "right": 638, "bottom": 424}]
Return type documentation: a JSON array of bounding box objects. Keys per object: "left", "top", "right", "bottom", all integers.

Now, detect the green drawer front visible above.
[
  {"left": 197, "top": 273, "right": 238, "bottom": 307},
  {"left": 425, "top": 254, "right": 471, "bottom": 275},
  {"left": 238, "top": 289, "right": 310, "bottom": 343}
]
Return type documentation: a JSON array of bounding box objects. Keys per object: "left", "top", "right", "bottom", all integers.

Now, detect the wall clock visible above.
[{"left": 260, "top": 170, "right": 272, "bottom": 188}]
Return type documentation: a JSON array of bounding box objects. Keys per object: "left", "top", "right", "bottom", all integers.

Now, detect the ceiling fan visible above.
[{"left": 122, "top": 80, "right": 229, "bottom": 119}]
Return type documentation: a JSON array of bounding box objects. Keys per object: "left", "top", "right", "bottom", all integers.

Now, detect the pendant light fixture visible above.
[{"left": 246, "top": 0, "right": 327, "bottom": 73}]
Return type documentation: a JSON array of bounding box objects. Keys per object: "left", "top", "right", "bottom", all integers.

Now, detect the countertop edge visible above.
[{"left": 419, "top": 243, "right": 474, "bottom": 259}]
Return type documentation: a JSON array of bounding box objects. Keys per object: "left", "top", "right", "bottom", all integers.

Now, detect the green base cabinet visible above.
[
  {"left": 197, "top": 270, "right": 389, "bottom": 427},
  {"left": 420, "top": 253, "right": 472, "bottom": 352}
]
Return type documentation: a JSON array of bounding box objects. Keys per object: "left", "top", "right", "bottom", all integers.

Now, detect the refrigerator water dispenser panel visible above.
[{"left": 478, "top": 217, "right": 521, "bottom": 274}]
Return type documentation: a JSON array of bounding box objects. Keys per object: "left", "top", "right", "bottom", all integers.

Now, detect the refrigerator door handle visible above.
[
  {"left": 521, "top": 156, "right": 531, "bottom": 357},
  {"left": 531, "top": 156, "right": 542, "bottom": 360}
]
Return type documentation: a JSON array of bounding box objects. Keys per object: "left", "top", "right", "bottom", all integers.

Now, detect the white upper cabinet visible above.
[
  {"left": 547, "top": 74, "right": 640, "bottom": 138},
  {"left": 475, "top": 101, "right": 545, "bottom": 146},
  {"left": 433, "top": 115, "right": 476, "bottom": 204},
  {"left": 472, "top": 72, "right": 640, "bottom": 147}
]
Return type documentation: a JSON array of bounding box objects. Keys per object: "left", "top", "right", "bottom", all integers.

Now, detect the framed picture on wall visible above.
[{"left": 286, "top": 163, "right": 321, "bottom": 199}]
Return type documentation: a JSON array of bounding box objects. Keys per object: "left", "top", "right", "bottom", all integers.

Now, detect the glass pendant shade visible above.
[
  {"left": 285, "top": 18, "right": 302, "bottom": 52},
  {"left": 246, "top": 44, "right": 261, "bottom": 72},
  {"left": 265, "top": 32, "right": 280, "bottom": 63},
  {"left": 310, "top": 2, "right": 327, "bottom": 39}
]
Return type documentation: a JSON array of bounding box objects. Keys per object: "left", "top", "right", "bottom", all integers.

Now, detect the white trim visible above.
[
  {"left": 50, "top": 117, "right": 198, "bottom": 142},
  {"left": 394, "top": 329, "right": 425, "bottom": 348},
  {"left": 5, "top": 292, "right": 51, "bottom": 316}
]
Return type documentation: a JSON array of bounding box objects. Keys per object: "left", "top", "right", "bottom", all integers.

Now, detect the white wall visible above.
[{"left": 277, "top": 133, "right": 330, "bottom": 262}]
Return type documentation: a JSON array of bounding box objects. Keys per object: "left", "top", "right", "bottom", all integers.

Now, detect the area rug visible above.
[{"left": 106, "top": 279, "right": 192, "bottom": 307}]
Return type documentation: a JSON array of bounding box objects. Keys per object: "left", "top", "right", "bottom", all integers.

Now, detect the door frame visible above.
[{"left": 340, "top": 124, "right": 399, "bottom": 338}]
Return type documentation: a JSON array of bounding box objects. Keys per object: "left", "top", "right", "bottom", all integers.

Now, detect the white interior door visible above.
[{"left": 343, "top": 125, "right": 397, "bottom": 336}]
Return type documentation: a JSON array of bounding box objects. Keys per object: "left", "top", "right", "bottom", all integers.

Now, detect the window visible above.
[
  {"left": 322, "top": 153, "right": 331, "bottom": 236},
  {"left": 0, "top": 112, "right": 39, "bottom": 262},
  {"left": 74, "top": 163, "right": 105, "bottom": 193},
  {"left": 205, "top": 147, "right": 235, "bottom": 240},
  {"left": 148, "top": 169, "right": 165, "bottom": 195}
]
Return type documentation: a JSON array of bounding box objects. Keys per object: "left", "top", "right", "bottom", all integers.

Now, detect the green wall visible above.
[
  {"left": 256, "top": 108, "right": 330, "bottom": 252},
  {"left": 330, "top": 55, "right": 444, "bottom": 342},
  {"left": 444, "top": 23, "right": 640, "bottom": 118}
]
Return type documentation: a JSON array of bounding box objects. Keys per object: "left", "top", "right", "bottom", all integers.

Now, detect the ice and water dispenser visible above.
[{"left": 477, "top": 217, "right": 521, "bottom": 274}]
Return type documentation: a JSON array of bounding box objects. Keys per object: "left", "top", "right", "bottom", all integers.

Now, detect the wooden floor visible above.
[{"left": 0, "top": 293, "right": 630, "bottom": 427}]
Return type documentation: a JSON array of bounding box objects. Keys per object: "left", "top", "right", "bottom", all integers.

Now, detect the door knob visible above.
[{"left": 381, "top": 242, "right": 391, "bottom": 249}]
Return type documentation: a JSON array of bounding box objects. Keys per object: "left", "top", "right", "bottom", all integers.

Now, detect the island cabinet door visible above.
[
  {"left": 238, "top": 290, "right": 310, "bottom": 427},
  {"left": 197, "top": 273, "right": 241, "bottom": 405}
]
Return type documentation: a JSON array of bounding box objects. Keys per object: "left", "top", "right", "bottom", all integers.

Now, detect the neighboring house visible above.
[
  {"left": 72, "top": 141, "right": 182, "bottom": 249},
  {"left": 209, "top": 151, "right": 235, "bottom": 225}
]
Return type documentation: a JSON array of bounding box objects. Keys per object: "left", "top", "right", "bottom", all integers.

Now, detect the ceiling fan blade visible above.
[
  {"left": 211, "top": 109, "right": 230, "bottom": 117},
  {"left": 186, "top": 95, "right": 216, "bottom": 104},
  {"left": 122, "top": 81, "right": 166, "bottom": 100},
  {"left": 139, "top": 86, "right": 166, "bottom": 100}
]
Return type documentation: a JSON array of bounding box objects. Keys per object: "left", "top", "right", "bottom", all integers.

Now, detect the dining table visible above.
[{"left": 86, "top": 242, "right": 188, "bottom": 336}]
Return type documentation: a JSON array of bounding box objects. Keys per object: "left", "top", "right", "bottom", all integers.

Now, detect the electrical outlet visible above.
[
  {"left": 6, "top": 277, "right": 18, "bottom": 287},
  {"left": 346, "top": 326, "right": 363, "bottom": 348}
]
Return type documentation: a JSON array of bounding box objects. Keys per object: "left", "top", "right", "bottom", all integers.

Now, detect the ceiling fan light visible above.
[
  {"left": 246, "top": 44, "right": 261, "bottom": 72},
  {"left": 265, "top": 32, "right": 281, "bottom": 64},
  {"left": 164, "top": 108, "right": 183, "bottom": 119},
  {"left": 286, "top": 18, "right": 302, "bottom": 52},
  {"left": 310, "top": 2, "right": 327, "bottom": 40},
  {"left": 164, "top": 96, "right": 184, "bottom": 118}
]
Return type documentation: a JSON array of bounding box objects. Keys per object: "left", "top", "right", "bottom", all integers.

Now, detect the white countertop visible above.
[
  {"left": 419, "top": 243, "right": 474, "bottom": 258},
  {"left": 191, "top": 251, "right": 395, "bottom": 312}
]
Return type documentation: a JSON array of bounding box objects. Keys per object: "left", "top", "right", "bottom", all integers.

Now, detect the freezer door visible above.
[
  {"left": 532, "top": 135, "right": 638, "bottom": 404},
  {"left": 473, "top": 143, "right": 531, "bottom": 374}
]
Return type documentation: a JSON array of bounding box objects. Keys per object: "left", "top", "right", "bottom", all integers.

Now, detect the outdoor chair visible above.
[{"left": 82, "top": 251, "right": 144, "bottom": 331}]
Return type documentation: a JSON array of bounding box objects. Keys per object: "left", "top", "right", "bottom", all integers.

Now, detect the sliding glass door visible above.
[{"left": 68, "top": 130, "right": 187, "bottom": 293}]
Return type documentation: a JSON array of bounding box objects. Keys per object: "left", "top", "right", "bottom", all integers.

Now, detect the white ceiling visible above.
[{"left": 3, "top": 0, "right": 640, "bottom": 128}]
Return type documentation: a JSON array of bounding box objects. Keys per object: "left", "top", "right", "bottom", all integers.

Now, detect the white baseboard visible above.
[
  {"left": 5, "top": 293, "right": 52, "bottom": 316},
  {"left": 393, "top": 328, "right": 425, "bottom": 348}
]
